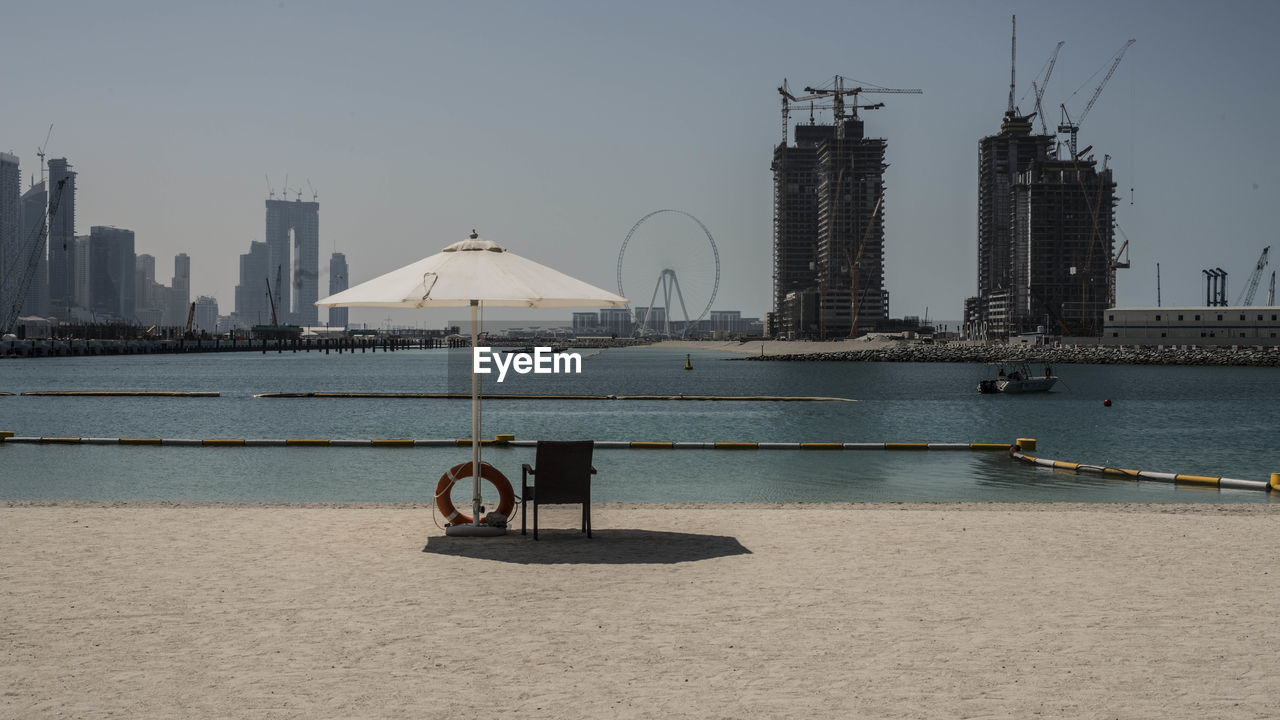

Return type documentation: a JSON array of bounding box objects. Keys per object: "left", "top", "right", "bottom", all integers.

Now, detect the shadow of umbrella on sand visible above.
[
  {"left": 316, "top": 230, "right": 628, "bottom": 536},
  {"left": 423, "top": 529, "right": 752, "bottom": 565}
]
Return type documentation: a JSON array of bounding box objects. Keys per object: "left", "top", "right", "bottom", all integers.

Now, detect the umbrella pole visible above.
[
  {"left": 446, "top": 300, "right": 503, "bottom": 537},
  {"left": 471, "top": 299, "right": 482, "bottom": 526}
]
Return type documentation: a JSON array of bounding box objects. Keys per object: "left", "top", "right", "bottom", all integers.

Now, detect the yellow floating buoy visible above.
[{"left": 684, "top": 353, "right": 692, "bottom": 370}]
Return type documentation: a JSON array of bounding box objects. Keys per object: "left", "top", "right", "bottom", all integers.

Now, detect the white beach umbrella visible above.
[{"left": 316, "top": 231, "right": 628, "bottom": 536}]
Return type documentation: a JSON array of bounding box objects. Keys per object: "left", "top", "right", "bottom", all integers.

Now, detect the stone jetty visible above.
[{"left": 744, "top": 343, "right": 1280, "bottom": 367}]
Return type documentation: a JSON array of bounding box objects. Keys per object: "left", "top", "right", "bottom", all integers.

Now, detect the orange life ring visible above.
[{"left": 435, "top": 461, "right": 515, "bottom": 526}]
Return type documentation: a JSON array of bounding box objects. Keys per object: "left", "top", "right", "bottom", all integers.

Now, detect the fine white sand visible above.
[{"left": 3, "top": 502, "right": 1278, "bottom": 719}]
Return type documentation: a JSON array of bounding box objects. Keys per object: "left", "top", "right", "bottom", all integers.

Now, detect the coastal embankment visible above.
[
  {"left": 0, "top": 335, "right": 472, "bottom": 358},
  {"left": 654, "top": 339, "right": 1280, "bottom": 366}
]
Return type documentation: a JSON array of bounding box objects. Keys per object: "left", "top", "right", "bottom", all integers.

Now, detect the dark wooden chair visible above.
[{"left": 521, "top": 441, "right": 595, "bottom": 540}]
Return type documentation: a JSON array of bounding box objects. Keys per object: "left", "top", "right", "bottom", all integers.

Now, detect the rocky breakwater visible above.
[{"left": 746, "top": 343, "right": 1280, "bottom": 367}]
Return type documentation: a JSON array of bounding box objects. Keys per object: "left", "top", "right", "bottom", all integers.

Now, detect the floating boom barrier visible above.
[
  {"left": 2, "top": 391, "right": 854, "bottom": 401},
  {"left": 17, "top": 391, "right": 220, "bottom": 397},
  {"left": 0, "top": 432, "right": 1006, "bottom": 450},
  {"left": 252, "top": 392, "right": 856, "bottom": 402},
  {"left": 1009, "top": 441, "right": 1277, "bottom": 493},
  {"left": 5, "top": 429, "right": 1275, "bottom": 492}
]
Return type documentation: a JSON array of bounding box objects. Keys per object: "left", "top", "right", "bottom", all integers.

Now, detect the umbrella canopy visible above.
[
  {"left": 316, "top": 231, "right": 627, "bottom": 536},
  {"left": 317, "top": 233, "right": 628, "bottom": 309}
]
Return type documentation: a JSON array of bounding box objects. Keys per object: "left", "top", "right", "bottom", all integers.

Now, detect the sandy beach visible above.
[{"left": 3, "top": 502, "right": 1278, "bottom": 719}]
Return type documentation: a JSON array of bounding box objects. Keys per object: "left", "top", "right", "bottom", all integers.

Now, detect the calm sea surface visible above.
[{"left": 1, "top": 346, "right": 1276, "bottom": 504}]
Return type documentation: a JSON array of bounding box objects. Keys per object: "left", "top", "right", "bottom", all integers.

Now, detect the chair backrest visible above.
[{"left": 533, "top": 440, "right": 594, "bottom": 504}]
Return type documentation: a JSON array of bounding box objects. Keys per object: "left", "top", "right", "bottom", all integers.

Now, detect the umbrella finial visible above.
[{"left": 470, "top": 229, "right": 478, "bottom": 239}]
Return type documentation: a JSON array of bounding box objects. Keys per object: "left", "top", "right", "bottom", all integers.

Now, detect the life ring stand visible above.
[{"left": 435, "top": 461, "right": 516, "bottom": 526}]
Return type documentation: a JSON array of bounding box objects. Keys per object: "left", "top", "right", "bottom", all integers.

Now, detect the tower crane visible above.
[
  {"left": 778, "top": 76, "right": 922, "bottom": 142},
  {"left": 1108, "top": 224, "right": 1133, "bottom": 309},
  {"left": 1058, "top": 38, "right": 1135, "bottom": 158},
  {"left": 1032, "top": 41, "right": 1065, "bottom": 134},
  {"left": 1235, "top": 246, "right": 1270, "bottom": 307},
  {"left": 2, "top": 177, "right": 67, "bottom": 335}
]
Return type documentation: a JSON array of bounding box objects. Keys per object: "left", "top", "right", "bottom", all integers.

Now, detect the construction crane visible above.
[
  {"left": 1268, "top": 271, "right": 1275, "bottom": 306},
  {"left": 844, "top": 194, "right": 884, "bottom": 337},
  {"left": 1032, "top": 41, "right": 1065, "bottom": 134},
  {"left": 184, "top": 301, "right": 196, "bottom": 335},
  {"left": 1235, "top": 246, "right": 1270, "bottom": 306},
  {"left": 777, "top": 76, "right": 922, "bottom": 143},
  {"left": 1058, "top": 38, "right": 1136, "bottom": 158},
  {"left": 1108, "top": 224, "right": 1133, "bottom": 309},
  {"left": 2, "top": 176, "right": 68, "bottom": 335},
  {"left": 265, "top": 276, "right": 280, "bottom": 326},
  {"left": 274, "top": 265, "right": 284, "bottom": 316}
]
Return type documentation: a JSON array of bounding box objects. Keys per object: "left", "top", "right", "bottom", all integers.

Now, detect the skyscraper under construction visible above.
[
  {"left": 771, "top": 77, "right": 918, "bottom": 338},
  {"left": 264, "top": 197, "right": 319, "bottom": 326},
  {"left": 967, "top": 116, "right": 1117, "bottom": 338},
  {"left": 966, "top": 20, "right": 1125, "bottom": 339}
]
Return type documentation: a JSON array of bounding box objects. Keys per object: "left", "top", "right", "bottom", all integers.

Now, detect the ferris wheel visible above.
[{"left": 616, "top": 209, "right": 720, "bottom": 337}]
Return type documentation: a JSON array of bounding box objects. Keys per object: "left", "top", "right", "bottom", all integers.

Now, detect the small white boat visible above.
[{"left": 978, "top": 365, "right": 1058, "bottom": 394}]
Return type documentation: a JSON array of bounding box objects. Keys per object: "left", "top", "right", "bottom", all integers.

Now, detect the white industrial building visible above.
[{"left": 1102, "top": 307, "right": 1280, "bottom": 346}]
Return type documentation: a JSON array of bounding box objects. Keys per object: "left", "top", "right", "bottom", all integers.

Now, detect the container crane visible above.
[
  {"left": 1235, "top": 246, "right": 1270, "bottom": 306},
  {"left": 1058, "top": 39, "right": 1135, "bottom": 158}
]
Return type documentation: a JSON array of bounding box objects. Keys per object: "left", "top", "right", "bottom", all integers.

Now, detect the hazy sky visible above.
[{"left": 6, "top": 0, "right": 1279, "bottom": 328}]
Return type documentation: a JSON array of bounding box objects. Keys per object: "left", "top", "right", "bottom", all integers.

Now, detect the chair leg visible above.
[{"left": 533, "top": 501, "right": 539, "bottom": 541}]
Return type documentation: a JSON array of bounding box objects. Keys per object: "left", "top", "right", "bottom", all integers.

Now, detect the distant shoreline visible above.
[{"left": 653, "top": 339, "right": 1280, "bottom": 366}]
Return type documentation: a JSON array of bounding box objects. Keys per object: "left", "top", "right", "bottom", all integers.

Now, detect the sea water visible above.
[{"left": 0, "top": 346, "right": 1275, "bottom": 504}]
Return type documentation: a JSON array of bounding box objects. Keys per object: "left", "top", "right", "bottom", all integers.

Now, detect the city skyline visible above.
[{"left": 5, "top": 1, "right": 1279, "bottom": 329}]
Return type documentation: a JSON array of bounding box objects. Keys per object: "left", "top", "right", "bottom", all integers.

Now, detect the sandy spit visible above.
[{"left": 3, "top": 502, "right": 1278, "bottom": 719}]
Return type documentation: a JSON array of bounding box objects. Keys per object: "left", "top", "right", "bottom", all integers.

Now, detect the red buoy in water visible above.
[{"left": 1103, "top": 398, "right": 1112, "bottom": 407}]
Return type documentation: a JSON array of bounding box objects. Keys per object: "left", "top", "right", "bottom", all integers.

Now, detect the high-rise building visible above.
[
  {"left": 772, "top": 116, "right": 890, "bottom": 338},
  {"left": 1011, "top": 158, "right": 1116, "bottom": 336},
  {"left": 771, "top": 124, "right": 826, "bottom": 320},
  {"left": 967, "top": 112, "right": 1054, "bottom": 338},
  {"left": 88, "top": 226, "right": 136, "bottom": 321},
  {"left": 135, "top": 254, "right": 155, "bottom": 311},
  {"left": 19, "top": 181, "right": 47, "bottom": 317},
  {"left": 265, "top": 198, "right": 319, "bottom": 326},
  {"left": 193, "top": 295, "right": 218, "bottom": 334},
  {"left": 167, "top": 253, "right": 190, "bottom": 328},
  {"left": 572, "top": 311, "right": 598, "bottom": 334},
  {"left": 966, "top": 110, "right": 1115, "bottom": 338},
  {"left": 233, "top": 241, "right": 270, "bottom": 327},
  {"left": 73, "top": 235, "right": 91, "bottom": 312},
  {"left": 598, "top": 307, "right": 632, "bottom": 337},
  {"left": 46, "top": 158, "right": 76, "bottom": 318},
  {"left": 134, "top": 253, "right": 169, "bottom": 327},
  {"left": 0, "top": 153, "right": 19, "bottom": 318},
  {"left": 633, "top": 306, "right": 668, "bottom": 335},
  {"left": 328, "top": 252, "right": 348, "bottom": 328}
]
